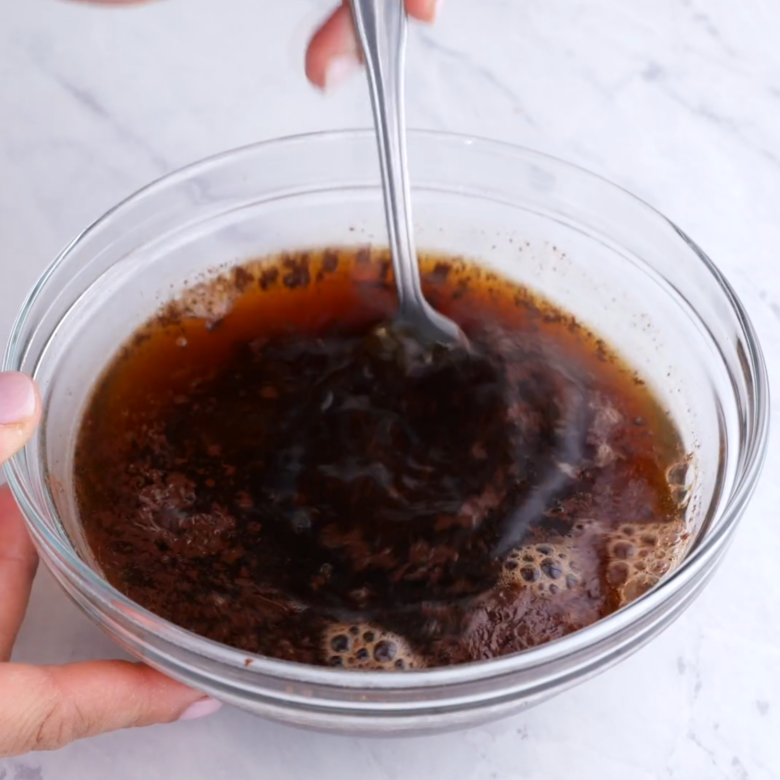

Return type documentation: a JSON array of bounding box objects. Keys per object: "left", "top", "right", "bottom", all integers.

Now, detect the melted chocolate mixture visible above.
[{"left": 75, "top": 249, "right": 690, "bottom": 669}]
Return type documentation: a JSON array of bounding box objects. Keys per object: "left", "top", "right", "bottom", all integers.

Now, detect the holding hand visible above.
[
  {"left": 71, "top": 0, "right": 440, "bottom": 88},
  {"left": 0, "top": 372, "right": 219, "bottom": 757}
]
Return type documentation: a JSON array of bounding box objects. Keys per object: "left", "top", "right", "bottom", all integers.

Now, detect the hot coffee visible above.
[{"left": 75, "top": 248, "right": 690, "bottom": 669}]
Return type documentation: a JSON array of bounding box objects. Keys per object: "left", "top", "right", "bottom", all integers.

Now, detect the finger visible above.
[
  {"left": 306, "top": 0, "right": 439, "bottom": 89},
  {"left": 305, "top": 4, "right": 359, "bottom": 90},
  {"left": 0, "top": 486, "right": 38, "bottom": 661},
  {"left": 0, "top": 661, "right": 220, "bottom": 757},
  {"left": 405, "top": 0, "right": 439, "bottom": 22},
  {"left": 0, "top": 372, "right": 40, "bottom": 465}
]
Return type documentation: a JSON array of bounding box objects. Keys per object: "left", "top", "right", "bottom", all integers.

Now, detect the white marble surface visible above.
[{"left": 1, "top": 0, "right": 779, "bottom": 777}]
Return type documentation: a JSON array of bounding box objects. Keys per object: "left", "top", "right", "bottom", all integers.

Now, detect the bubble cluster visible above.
[
  {"left": 179, "top": 274, "right": 242, "bottom": 325},
  {"left": 499, "top": 540, "right": 581, "bottom": 595},
  {"left": 322, "top": 623, "right": 425, "bottom": 671},
  {"left": 604, "top": 520, "right": 689, "bottom": 606}
]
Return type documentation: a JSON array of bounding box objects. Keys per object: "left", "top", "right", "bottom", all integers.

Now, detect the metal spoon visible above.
[{"left": 349, "top": 0, "right": 465, "bottom": 346}]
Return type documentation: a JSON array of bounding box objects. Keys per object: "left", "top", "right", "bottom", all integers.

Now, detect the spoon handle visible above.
[{"left": 349, "top": 0, "right": 461, "bottom": 343}]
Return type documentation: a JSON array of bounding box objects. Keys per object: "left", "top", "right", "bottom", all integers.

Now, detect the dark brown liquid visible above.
[{"left": 75, "top": 249, "right": 690, "bottom": 669}]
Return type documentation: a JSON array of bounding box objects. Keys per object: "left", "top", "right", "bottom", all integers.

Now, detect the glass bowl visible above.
[{"left": 2, "top": 131, "right": 768, "bottom": 735}]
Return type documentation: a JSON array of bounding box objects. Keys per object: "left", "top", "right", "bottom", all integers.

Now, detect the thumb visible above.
[
  {"left": 0, "top": 372, "right": 40, "bottom": 464},
  {"left": 0, "top": 661, "right": 220, "bottom": 757}
]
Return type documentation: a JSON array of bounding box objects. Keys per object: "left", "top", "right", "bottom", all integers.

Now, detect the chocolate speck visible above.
[
  {"left": 233, "top": 266, "right": 253, "bottom": 292},
  {"left": 259, "top": 267, "right": 279, "bottom": 291},
  {"left": 322, "top": 250, "right": 339, "bottom": 273},
  {"left": 282, "top": 254, "right": 311, "bottom": 289}
]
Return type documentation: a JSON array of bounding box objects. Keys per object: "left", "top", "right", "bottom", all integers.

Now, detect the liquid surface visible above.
[{"left": 75, "top": 249, "right": 691, "bottom": 669}]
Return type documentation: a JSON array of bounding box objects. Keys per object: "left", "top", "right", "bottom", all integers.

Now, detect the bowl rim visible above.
[{"left": 2, "top": 128, "right": 770, "bottom": 691}]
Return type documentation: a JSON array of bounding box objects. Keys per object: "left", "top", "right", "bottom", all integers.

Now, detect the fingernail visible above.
[
  {"left": 0, "top": 373, "right": 37, "bottom": 426},
  {"left": 178, "top": 697, "right": 223, "bottom": 721},
  {"left": 325, "top": 54, "right": 360, "bottom": 91}
]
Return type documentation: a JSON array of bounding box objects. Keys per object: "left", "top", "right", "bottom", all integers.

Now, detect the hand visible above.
[
  {"left": 0, "top": 372, "right": 220, "bottom": 758},
  {"left": 305, "top": 0, "right": 439, "bottom": 88},
  {"left": 69, "top": 0, "right": 441, "bottom": 88}
]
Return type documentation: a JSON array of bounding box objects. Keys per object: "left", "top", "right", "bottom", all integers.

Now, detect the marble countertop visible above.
[{"left": 1, "top": 0, "right": 779, "bottom": 777}]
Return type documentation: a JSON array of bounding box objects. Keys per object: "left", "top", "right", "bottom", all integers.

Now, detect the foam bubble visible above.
[
  {"left": 666, "top": 458, "right": 691, "bottom": 488},
  {"left": 667, "top": 457, "right": 693, "bottom": 510},
  {"left": 322, "top": 623, "right": 426, "bottom": 670},
  {"left": 179, "top": 274, "right": 241, "bottom": 325},
  {"left": 605, "top": 520, "right": 689, "bottom": 606},
  {"left": 499, "top": 540, "right": 581, "bottom": 595}
]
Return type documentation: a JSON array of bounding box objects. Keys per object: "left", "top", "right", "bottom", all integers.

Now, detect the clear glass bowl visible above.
[{"left": 2, "top": 131, "right": 768, "bottom": 735}]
